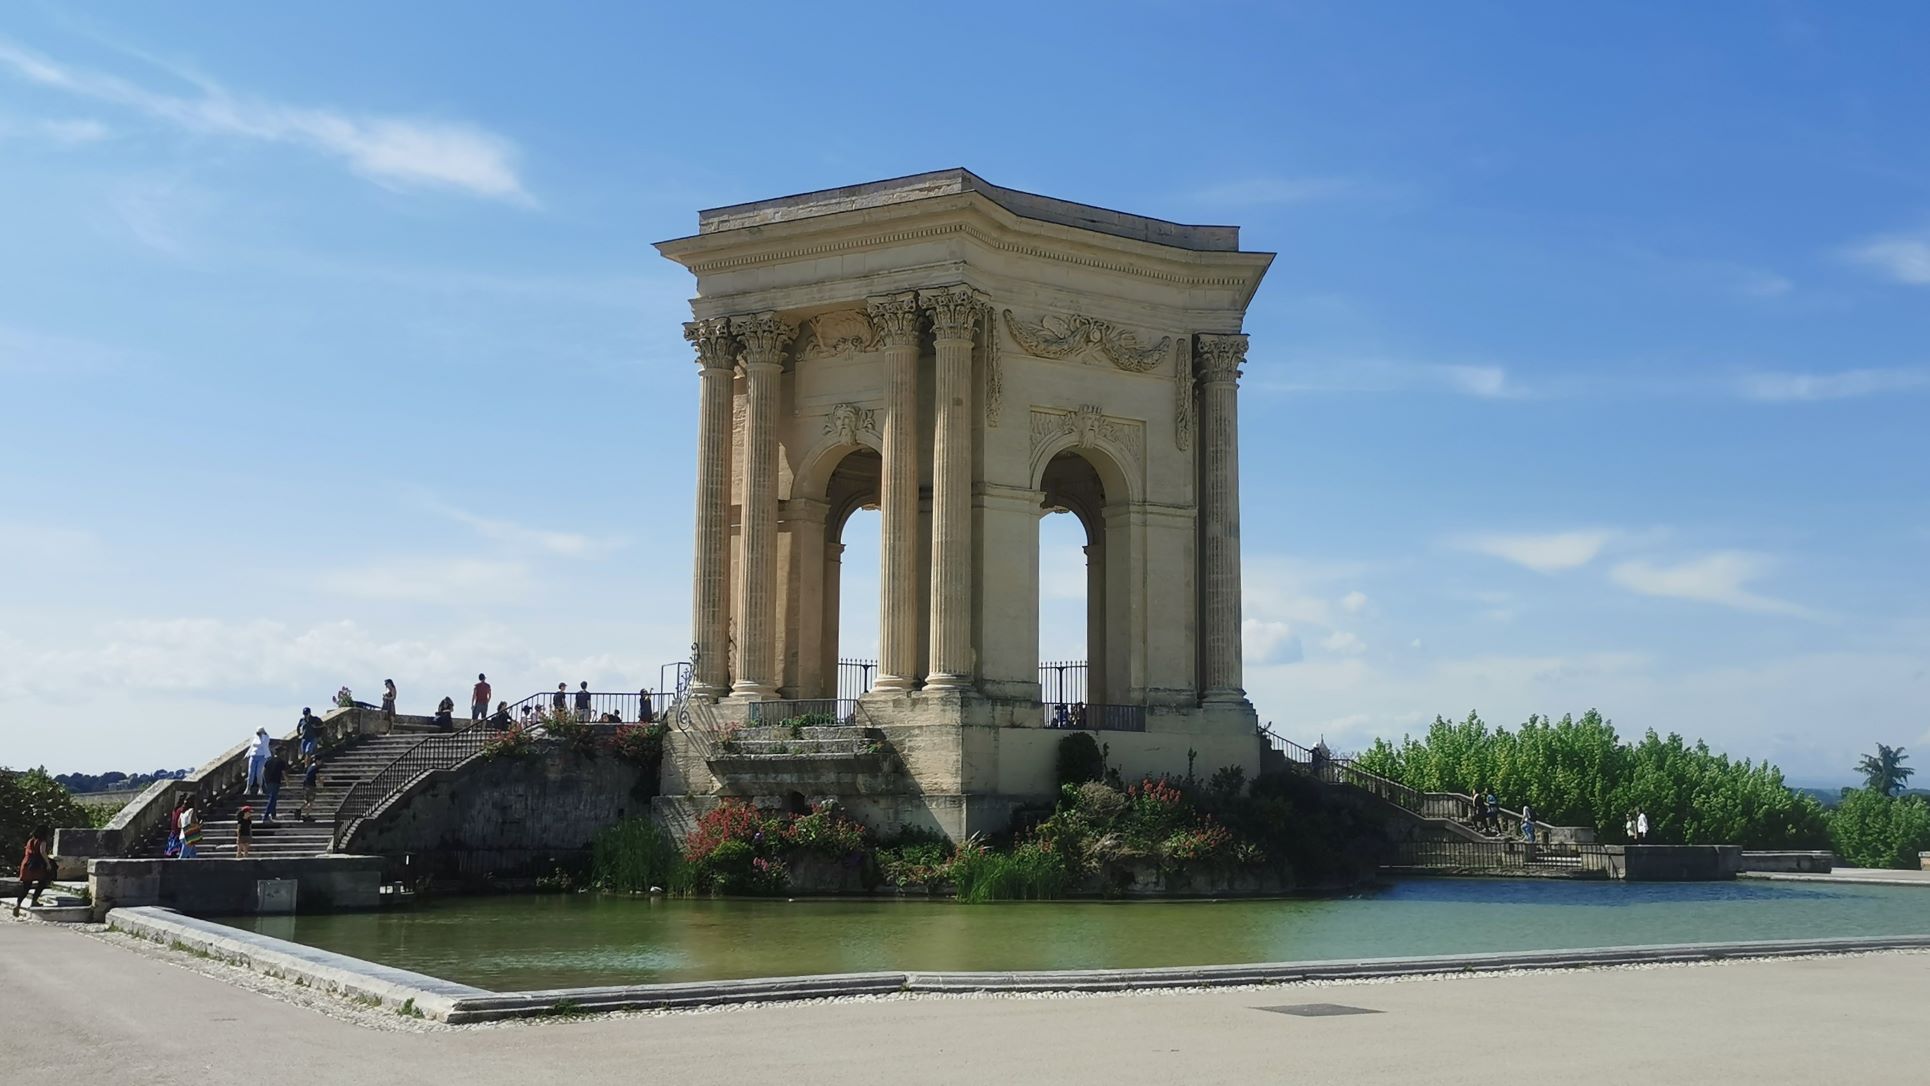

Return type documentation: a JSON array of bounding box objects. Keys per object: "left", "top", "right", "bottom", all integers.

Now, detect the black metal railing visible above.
[
  {"left": 1042, "top": 702, "right": 1146, "bottom": 732},
  {"left": 746, "top": 699, "right": 862, "bottom": 726},
  {"left": 1388, "top": 839, "right": 1612, "bottom": 874},
  {"left": 499, "top": 689, "right": 671, "bottom": 725},
  {"left": 836, "top": 659, "right": 876, "bottom": 701},
  {"left": 331, "top": 721, "right": 510, "bottom": 849},
  {"left": 1038, "top": 659, "right": 1088, "bottom": 706}
]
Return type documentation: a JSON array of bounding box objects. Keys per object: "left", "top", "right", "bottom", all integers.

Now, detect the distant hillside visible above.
[
  {"left": 55, "top": 769, "right": 188, "bottom": 795},
  {"left": 1796, "top": 786, "right": 1930, "bottom": 809}
]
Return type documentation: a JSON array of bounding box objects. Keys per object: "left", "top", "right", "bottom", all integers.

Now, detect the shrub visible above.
[
  {"left": 1829, "top": 790, "right": 1930, "bottom": 869},
  {"left": 606, "top": 723, "right": 668, "bottom": 767},
  {"left": 875, "top": 828, "right": 954, "bottom": 889},
  {"left": 780, "top": 712, "right": 839, "bottom": 731},
  {"left": 779, "top": 804, "right": 871, "bottom": 859},
  {"left": 480, "top": 726, "right": 536, "bottom": 760},
  {"left": 0, "top": 767, "right": 92, "bottom": 850},
  {"left": 540, "top": 712, "right": 598, "bottom": 754},
  {"left": 950, "top": 836, "right": 1069, "bottom": 902},
  {"left": 1056, "top": 732, "right": 1105, "bottom": 789}
]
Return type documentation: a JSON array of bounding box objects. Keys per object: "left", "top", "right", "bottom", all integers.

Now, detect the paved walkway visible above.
[
  {"left": 4, "top": 920, "right": 1926, "bottom": 1084},
  {"left": 1742, "top": 866, "right": 1930, "bottom": 887}
]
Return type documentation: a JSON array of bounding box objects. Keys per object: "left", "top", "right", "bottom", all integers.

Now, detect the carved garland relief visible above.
[
  {"left": 795, "top": 310, "right": 882, "bottom": 361},
  {"left": 1002, "top": 309, "right": 1173, "bottom": 373}
]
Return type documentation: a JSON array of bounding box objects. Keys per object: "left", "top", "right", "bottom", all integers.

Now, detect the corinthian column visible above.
[
  {"left": 923, "top": 286, "right": 984, "bottom": 692},
  {"left": 729, "top": 312, "right": 792, "bottom": 700},
  {"left": 867, "top": 291, "right": 923, "bottom": 694},
  {"left": 684, "top": 317, "right": 736, "bottom": 698},
  {"left": 1195, "top": 333, "right": 1249, "bottom": 702}
]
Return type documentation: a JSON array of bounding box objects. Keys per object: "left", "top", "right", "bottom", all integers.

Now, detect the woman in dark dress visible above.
[{"left": 12, "top": 825, "right": 54, "bottom": 916}]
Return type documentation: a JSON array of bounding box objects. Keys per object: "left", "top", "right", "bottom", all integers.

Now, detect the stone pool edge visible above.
[{"left": 103, "top": 908, "right": 1930, "bottom": 1024}]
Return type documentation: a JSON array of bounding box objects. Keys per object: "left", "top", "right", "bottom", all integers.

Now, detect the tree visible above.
[
  {"left": 0, "top": 767, "right": 93, "bottom": 856},
  {"left": 1829, "top": 789, "right": 1930, "bottom": 869},
  {"left": 1856, "top": 744, "right": 1914, "bottom": 797}
]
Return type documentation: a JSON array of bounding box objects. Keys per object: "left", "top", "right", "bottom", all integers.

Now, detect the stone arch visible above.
[
  {"left": 1027, "top": 421, "right": 1140, "bottom": 505},
  {"left": 1031, "top": 444, "right": 1138, "bottom": 707},
  {"left": 786, "top": 406, "right": 883, "bottom": 502}
]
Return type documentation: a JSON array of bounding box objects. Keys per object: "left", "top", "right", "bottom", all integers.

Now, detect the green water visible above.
[{"left": 222, "top": 879, "right": 1930, "bottom": 992}]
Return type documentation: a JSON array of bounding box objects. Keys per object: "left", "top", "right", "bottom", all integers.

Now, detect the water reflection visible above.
[{"left": 219, "top": 878, "right": 1930, "bottom": 992}]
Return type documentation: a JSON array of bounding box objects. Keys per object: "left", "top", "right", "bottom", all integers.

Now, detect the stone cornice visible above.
[{"left": 659, "top": 194, "right": 1273, "bottom": 302}]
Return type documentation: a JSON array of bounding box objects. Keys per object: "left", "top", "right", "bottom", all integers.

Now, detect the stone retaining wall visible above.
[{"left": 90, "top": 855, "right": 384, "bottom": 917}]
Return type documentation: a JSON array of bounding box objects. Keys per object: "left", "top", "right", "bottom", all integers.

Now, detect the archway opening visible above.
[
  {"left": 1038, "top": 450, "right": 1109, "bottom": 717},
  {"left": 824, "top": 448, "right": 882, "bottom": 701}
]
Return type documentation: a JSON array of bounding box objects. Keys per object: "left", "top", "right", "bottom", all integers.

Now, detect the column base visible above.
[
  {"left": 868, "top": 675, "right": 918, "bottom": 694},
  {"left": 728, "top": 682, "right": 778, "bottom": 701},
  {"left": 687, "top": 682, "right": 728, "bottom": 701},
  {"left": 1202, "top": 687, "right": 1250, "bottom": 704},
  {"left": 920, "top": 675, "right": 976, "bottom": 695}
]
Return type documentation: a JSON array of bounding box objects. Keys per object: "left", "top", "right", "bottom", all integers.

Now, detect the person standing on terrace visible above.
[
  {"left": 381, "top": 679, "right": 397, "bottom": 723},
  {"left": 575, "top": 681, "right": 593, "bottom": 722},
  {"left": 245, "top": 727, "right": 272, "bottom": 794},
  {"left": 471, "top": 673, "right": 492, "bottom": 722}
]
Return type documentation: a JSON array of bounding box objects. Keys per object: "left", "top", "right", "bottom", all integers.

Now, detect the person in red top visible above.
[
  {"left": 13, "top": 824, "right": 53, "bottom": 916},
  {"left": 471, "top": 673, "right": 492, "bottom": 722}
]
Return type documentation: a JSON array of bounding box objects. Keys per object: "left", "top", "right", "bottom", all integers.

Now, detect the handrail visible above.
[
  {"left": 1042, "top": 703, "right": 1147, "bottom": 732},
  {"left": 1260, "top": 725, "right": 1570, "bottom": 840}
]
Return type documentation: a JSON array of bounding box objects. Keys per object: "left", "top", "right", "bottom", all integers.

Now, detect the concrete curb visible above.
[
  {"left": 1740, "top": 872, "right": 1930, "bottom": 888},
  {"left": 106, "top": 907, "right": 487, "bottom": 1020},
  {"left": 98, "top": 909, "right": 1930, "bottom": 1024}
]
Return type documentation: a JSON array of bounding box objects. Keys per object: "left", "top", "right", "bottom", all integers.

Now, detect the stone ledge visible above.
[{"left": 106, "top": 906, "right": 486, "bottom": 1020}]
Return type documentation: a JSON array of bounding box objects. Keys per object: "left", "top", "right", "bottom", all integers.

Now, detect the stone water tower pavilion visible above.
[{"left": 655, "top": 170, "right": 1273, "bottom": 835}]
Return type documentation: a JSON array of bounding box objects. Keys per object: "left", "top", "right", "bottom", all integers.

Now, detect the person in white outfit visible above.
[
  {"left": 1636, "top": 810, "right": 1650, "bottom": 843},
  {"left": 246, "top": 727, "right": 273, "bottom": 793}
]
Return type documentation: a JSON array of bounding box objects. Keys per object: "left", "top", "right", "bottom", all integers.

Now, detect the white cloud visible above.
[
  {"left": 1341, "top": 590, "right": 1368, "bottom": 614},
  {"left": 0, "top": 37, "right": 527, "bottom": 201},
  {"left": 1319, "top": 630, "right": 1366, "bottom": 655},
  {"left": 1608, "top": 552, "right": 1817, "bottom": 618},
  {"left": 429, "top": 502, "right": 625, "bottom": 559},
  {"left": 321, "top": 557, "right": 533, "bottom": 605},
  {"left": 1263, "top": 358, "right": 1530, "bottom": 399},
  {"left": 1457, "top": 530, "right": 1611, "bottom": 573},
  {"left": 1843, "top": 233, "right": 1930, "bottom": 286},
  {"left": 1243, "top": 620, "right": 1303, "bottom": 666},
  {"left": 1737, "top": 368, "right": 1930, "bottom": 402}
]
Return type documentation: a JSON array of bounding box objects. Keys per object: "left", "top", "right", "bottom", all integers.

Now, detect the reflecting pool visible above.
[{"left": 221, "top": 878, "right": 1930, "bottom": 991}]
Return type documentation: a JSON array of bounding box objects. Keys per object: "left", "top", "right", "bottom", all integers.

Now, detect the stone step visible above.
[{"left": 22, "top": 905, "right": 92, "bottom": 923}]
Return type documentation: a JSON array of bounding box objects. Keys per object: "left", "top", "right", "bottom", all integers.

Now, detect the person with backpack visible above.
[
  {"left": 12, "top": 825, "right": 54, "bottom": 916},
  {"left": 164, "top": 796, "right": 186, "bottom": 857},
  {"left": 261, "top": 746, "right": 289, "bottom": 823},
  {"left": 297, "top": 759, "right": 322, "bottom": 822},
  {"left": 298, "top": 707, "right": 322, "bottom": 758}
]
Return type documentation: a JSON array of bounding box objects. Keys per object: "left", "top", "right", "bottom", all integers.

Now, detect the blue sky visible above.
[{"left": 1, "top": 3, "right": 1925, "bottom": 783}]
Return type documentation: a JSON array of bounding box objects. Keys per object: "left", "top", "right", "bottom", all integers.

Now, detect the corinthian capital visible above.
[
  {"left": 865, "top": 291, "right": 923, "bottom": 348},
  {"left": 1194, "top": 333, "right": 1248, "bottom": 385},
  {"left": 684, "top": 317, "right": 737, "bottom": 372},
  {"left": 730, "top": 312, "right": 794, "bottom": 366},
  {"left": 922, "top": 285, "right": 987, "bottom": 342}
]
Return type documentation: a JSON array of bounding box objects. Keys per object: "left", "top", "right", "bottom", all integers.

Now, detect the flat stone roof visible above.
[{"left": 696, "top": 168, "right": 1243, "bottom": 252}]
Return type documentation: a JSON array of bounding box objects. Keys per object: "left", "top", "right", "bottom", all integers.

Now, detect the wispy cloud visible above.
[
  {"left": 0, "top": 36, "right": 528, "bottom": 202},
  {"left": 1608, "top": 552, "right": 1817, "bottom": 618},
  {"left": 1737, "top": 368, "right": 1930, "bottom": 402},
  {"left": 1262, "top": 358, "right": 1530, "bottom": 399},
  {"left": 1842, "top": 232, "right": 1930, "bottom": 286},
  {"left": 427, "top": 501, "right": 625, "bottom": 559},
  {"left": 321, "top": 557, "right": 532, "bottom": 604},
  {"left": 0, "top": 114, "right": 111, "bottom": 145},
  {"left": 1456, "top": 530, "right": 1613, "bottom": 573}
]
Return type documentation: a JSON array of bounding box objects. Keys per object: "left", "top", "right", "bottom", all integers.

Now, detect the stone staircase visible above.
[
  {"left": 2, "top": 879, "right": 90, "bottom": 923},
  {"left": 136, "top": 730, "right": 439, "bottom": 859}
]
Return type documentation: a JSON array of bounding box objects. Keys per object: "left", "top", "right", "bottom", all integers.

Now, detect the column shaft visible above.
[
  {"left": 924, "top": 287, "right": 983, "bottom": 690},
  {"left": 867, "top": 292, "right": 923, "bottom": 693},
  {"left": 729, "top": 314, "right": 792, "bottom": 699},
  {"left": 683, "top": 318, "right": 736, "bottom": 697},
  {"left": 1196, "top": 334, "right": 1249, "bottom": 701}
]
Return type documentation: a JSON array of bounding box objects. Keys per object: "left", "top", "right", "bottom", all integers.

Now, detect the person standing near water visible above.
[
  {"left": 245, "top": 728, "right": 272, "bottom": 794},
  {"left": 1521, "top": 803, "right": 1536, "bottom": 845},
  {"left": 1636, "top": 809, "right": 1650, "bottom": 843},
  {"left": 179, "top": 799, "right": 201, "bottom": 859}
]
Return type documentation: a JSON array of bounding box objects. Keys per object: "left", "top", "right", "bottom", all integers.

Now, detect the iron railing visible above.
[
  {"left": 1038, "top": 660, "right": 1088, "bottom": 706},
  {"left": 499, "top": 689, "right": 670, "bottom": 725},
  {"left": 836, "top": 659, "right": 876, "bottom": 701},
  {"left": 1388, "top": 839, "right": 1612, "bottom": 875},
  {"left": 331, "top": 719, "right": 518, "bottom": 849},
  {"left": 746, "top": 699, "right": 862, "bottom": 726},
  {"left": 1042, "top": 703, "right": 1146, "bottom": 732}
]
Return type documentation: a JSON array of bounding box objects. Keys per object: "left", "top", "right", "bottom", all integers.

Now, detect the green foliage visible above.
[
  {"left": 1055, "top": 732, "right": 1105, "bottom": 789},
  {"left": 949, "top": 837, "right": 1070, "bottom": 903},
  {"left": 539, "top": 711, "right": 598, "bottom": 754},
  {"left": 480, "top": 725, "right": 538, "bottom": 761},
  {"left": 1354, "top": 710, "right": 1831, "bottom": 848},
  {"left": 780, "top": 712, "right": 839, "bottom": 733},
  {"left": 1856, "top": 744, "right": 1914, "bottom": 798},
  {"left": 0, "top": 767, "right": 93, "bottom": 852},
  {"left": 590, "top": 817, "right": 694, "bottom": 894},
  {"left": 1828, "top": 790, "right": 1930, "bottom": 869},
  {"left": 874, "top": 827, "right": 954, "bottom": 889},
  {"left": 606, "top": 723, "right": 667, "bottom": 767}
]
